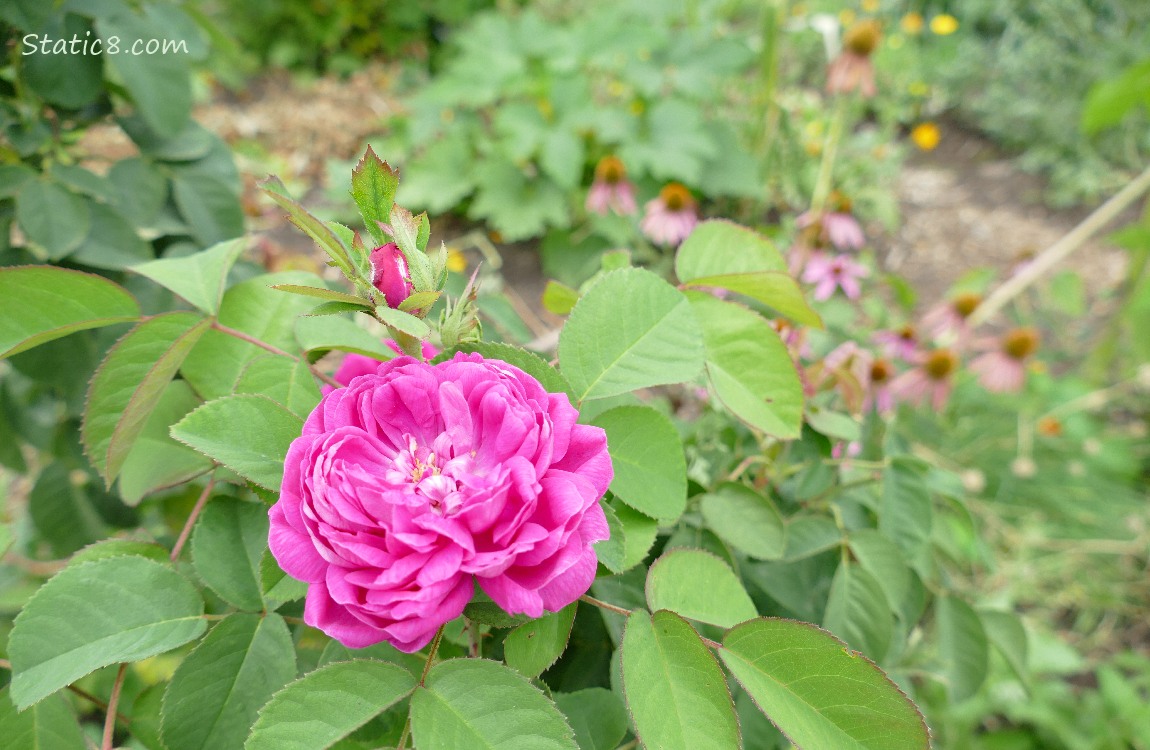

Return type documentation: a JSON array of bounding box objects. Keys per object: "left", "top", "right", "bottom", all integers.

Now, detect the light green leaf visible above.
[
  {"left": 259, "top": 550, "right": 308, "bottom": 607},
  {"left": 191, "top": 498, "right": 269, "bottom": 612},
  {"left": 621, "top": 610, "right": 740, "bottom": 750},
  {"left": 822, "top": 562, "right": 894, "bottom": 662},
  {"left": 685, "top": 272, "right": 821, "bottom": 327},
  {"left": 131, "top": 238, "right": 246, "bottom": 315},
  {"left": 937, "top": 596, "right": 988, "bottom": 702},
  {"left": 376, "top": 305, "right": 431, "bottom": 339},
  {"left": 0, "top": 266, "right": 139, "bottom": 359},
  {"left": 161, "top": 613, "right": 296, "bottom": 750},
  {"left": 646, "top": 549, "right": 757, "bottom": 629},
  {"left": 721, "top": 619, "right": 929, "bottom": 750},
  {"left": 0, "top": 687, "right": 86, "bottom": 750},
  {"left": 261, "top": 177, "right": 354, "bottom": 277},
  {"left": 83, "top": 312, "right": 211, "bottom": 484},
  {"left": 504, "top": 605, "right": 577, "bottom": 678},
  {"left": 700, "top": 483, "right": 785, "bottom": 560},
  {"left": 615, "top": 501, "right": 658, "bottom": 572},
  {"left": 272, "top": 284, "right": 372, "bottom": 308},
  {"left": 539, "top": 130, "right": 583, "bottom": 189},
  {"left": 235, "top": 356, "right": 322, "bottom": 418},
  {"left": 28, "top": 464, "right": 106, "bottom": 557},
  {"left": 542, "top": 280, "right": 580, "bottom": 315},
  {"left": 8, "top": 556, "right": 206, "bottom": 709},
  {"left": 351, "top": 146, "right": 400, "bottom": 246},
  {"left": 246, "top": 659, "right": 414, "bottom": 750},
  {"left": 880, "top": 457, "right": 933, "bottom": 556},
  {"left": 591, "top": 406, "right": 686, "bottom": 521},
  {"left": 171, "top": 394, "right": 303, "bottom": 490},
  {"left": 595, "top": 501, "right": 626, "bottom": 574},
  {"left": 180, "top": 271, "right": 319, "bottom": 399},
  {"left": 783, "top": 516, "right": 843, "bottom": 560},
  {"left": 848, "top": 530, "right": 911, "bottom": 614},
  {"left": 553, "top": 689, "right": 628, "bottom": 750},
  {"left": 118, "top": 380, "right": 213, "bottom": 505},
  {"left": 675, "top": 220, "right": 787, "bottom": 279},
  {"left": 558, "top": 268, "right": 704, "bottom": 402},
  {"left": 980, "top": 610, "right": 1028, "bottom": 684},
  {"left": 294, "top": 315, "right": 396, "bottom": 361},
  {"left": 16, "top": 179, "right": 91, "bottom": 259},
  {"left": 410, "top": 658, "right": 578, "bottom": 750},
  {"left": 689, "top": 293, "right": 803, "bottom": 438}
]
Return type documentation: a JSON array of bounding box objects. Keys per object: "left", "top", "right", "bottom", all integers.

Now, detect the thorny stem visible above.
[
  {"left": 579, "top": 596, "right": 722, "bottom": 650},
  {"left": 211, "top": 321, "right": 341, "bottom": 388},
  {"left": 170, "top": 471, "right": 216, "bottom": 562},
  {"left": 101, "top": 664, "right": 128, "bottom": 750},
  {"left": 396, "top": 624, "right": 447, "bottom": 750}
]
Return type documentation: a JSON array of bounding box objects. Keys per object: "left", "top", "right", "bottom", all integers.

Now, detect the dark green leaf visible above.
[
  {"left": 0, "top": 687, "right": 86, "bottom": 750},
  {"left": 504, "top": 605, "right": 577, "bottom": 678},
  {"left": 191, "top": 497, "right": 269, "bottom": 611},
  {"left": 822, "top": 561, "right": 894, "bottom": 661},
  {"left": 936, "top": 596, "right": 988, "bottom": 702},
  {"left": 117, "top": 380, "right": 213, "bottom": 505},
  {"left": 16, "top": 179, "right": 91, "bottom": 259},
  {"left": 980, "top": 609, "right": 1028, "bottom": 684},
  {"left": 172, "top": 173, "right": 244, "bottom": 248},
  {"left": 28, "top": 464, "right": 106, "bottom": 557},
  {"left": 699, "top": 483, "right": 785, "bottom": 560},
  {"left": 99, "top": 7, "right": 192, "bottom": 136},
  {"left": 880, "top": 457, "right": 933, "bottom": 556},
  {"left": 71, "top": 201, "right": 153, "bottom": 269},
  {"left": 553, "top": 689, "right": 628, "bottom": 750},
  {"left": 350, "top": 146, "right": 399, "bottom": 246}
]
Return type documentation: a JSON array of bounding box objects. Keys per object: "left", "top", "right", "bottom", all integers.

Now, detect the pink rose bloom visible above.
[
  {"left": 641, "top": 183, "right": 698, "bottom": 247},
  {"left": 323, "top": 341, "right": 440, "bottom": 396},
  {"left": 370, "top": 242, "right": 413, "bottom": 308},
  {"left": 801, "top": 252, "right": 869, "bottom": 301},
  {"left": 890, "top": 348, "right": 959, "bottom": 411},
  {"left": 585, "top": 156, "right": 638, "bottom": 216},
  {"left": 969, "top": 327, "right": 1039, "bottom": 393},
  {"left": 270, "top": 353, "right": 613, "bottom": 652}
]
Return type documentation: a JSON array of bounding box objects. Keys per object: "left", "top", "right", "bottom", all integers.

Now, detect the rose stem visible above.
[
  {"left": 100, "top": 663, "right": 128, "bottom": 750},
  {"left": 170, "top": 471, "right": 217, "bottom": 563},
  {"left": 396, "top": 624, "right": 447, "bottom": 750},
  {"left": 211, "top": 321, "right": 341, "bottom": 388},
  {"left": 578, "top": 595, "right": 722, "bottom": 650}
]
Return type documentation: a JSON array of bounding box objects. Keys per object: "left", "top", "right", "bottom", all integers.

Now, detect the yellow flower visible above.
[
  {"left": 861, "top": 0, "right": 880, "bottom": 12},
  {"left": 446, "top": 248, "right": 467, "bottom": 274},
  {"left": 900, "top": 12, "right": 924, "bottom": 34},
  {"left": 839, "top": 9, "right": 857, "bottom": 27},
  {"left": 908, "top": 81, "right": 930, "bottom": 97},
  {"left": 930, "top": 14, "right": 959, "bottom": 35},
  {"left": 911, "top": 122, "right": 941, "bottom": 151}
]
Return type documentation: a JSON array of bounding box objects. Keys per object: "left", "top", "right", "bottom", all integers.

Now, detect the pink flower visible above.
[
  {"left": 873, "top": 325, "right": 919, "bottom": 362},
  {"left": 370, "top": 242, "right": 413, "bottom": 308},
  {"left": 819, "top": 341, "right": 873, "bottom": 412},
  {"left": 969, "top": 327, "right": 1039, "bottom": 393},
  {"left": 827, "top": 20, "right": 880, "bottom": 98},
  {"left": 823, "top": 212, "right": 865, "bottom": 251},
  {"left": 323, "top": 341, "right": 441, "bottom": 396},
  {"left": 865, "top": 357, "right": 895, "bottom": 414},
  {"left": 801, "top": 252, "right": 869, "bottom": 301},
  {"left": 890, "top": 348, "right": 958, "bottom": 411},
  {"left": 270, "top": 353, "right": 613, "bottom": 652},
  {"left": 921, "top": 292, "right": 981, "bottom": 344},
  {"left": 585, "top": 156, "right": 637, "bottom": 216},
  {"left": 641, "top": 183, "right": 698, "bottom": 246}
]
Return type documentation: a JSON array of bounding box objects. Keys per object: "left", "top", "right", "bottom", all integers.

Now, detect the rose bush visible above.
[{"left": 269, "top": 352, "right": 612, "bottom": 651}]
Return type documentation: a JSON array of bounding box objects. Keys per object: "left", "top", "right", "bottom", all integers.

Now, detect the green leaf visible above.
[
  {"left": 83, "top": 312, "right": 211, "bottom": 485},
  {"left": 16, "top": 179, "right": 91, "bottom": 259},
  {"left": 613, "top": 501, "right": 659, "bottom": 572},
  {"left": 71, "top": 201, "right": 153, "bottom": 270},
  {"left": 99, "top": 7, "right": 193, "bottom": 136},
  {"left": 646, "top": 549, "right": 757, "bottom": 628},
  {"left": 118, "top": 380, "right": 213, "bottom": 505},
  {"left": 553, "top": 689, "right": 628, "bottom": 750},
  {"left": 699, "top": 483, "right": 785, "bottom": 560},
  {"left": 1081, "top": 59, "right": 1150, "bottom": 135},
  {"left": 936, "top": 596, "right": 988, "bottom": 702},
  {"left": 259, "top": 550, "right": 308, "bottom": 607},
  {"left": 375, "top": 305, "right": 431, "bottom": 339},
  {"left": 172, "top": 173, "right": 244, "bottom": 248},
  {"left": 191, "top": 498, "right": 269, "bottom": 611},
  {"left": 558, "top": 268, "right": 704, "bottom": 402},
  {"left": 462, "top": 601, "right": 532, "bottom": 629},
  {"left": 410, "top": 658, "right": 578, "bottom": 750},
  {"left": 504, "top": 605, "right": 577, "bottom": 678},
  {"left": 351, "top": 146, "right": 400, "bottom": 246},
  {"left": 108, "top": 157, "right": 168, "bottom": 228},
  {"left": 685, "top": 271, "right": 821, "bottom": 328},
  {"left": 171, "top": 394, "right": 303, "bottom": 490},
  {"left": 721, "top": 619, "right": 929, "bottom": 750},
  {"left": 539, "top": 130, "right": 584, "bottom": 189},
  {"left": 246, "top": 660, "right": 414, "bottom": 750},
  {"left": 783, "top": 516, "right": 843, "bottom": 560},
  {"left": 235, "top": 356, "right": 322, "bottom": 418},
  {"left": 879, "top": 457, "right": 933, "bottom": 556},
  {"left": 28, "top": 464, "right": 106, "bottom": 557},
  {"left": 848, "top": 530, "right": 911, "bottom": 614},
  {"left": 180, "top": 271, "right": 319, "bottom": 399},
  {"left": 131, "top": 238, "right": 246, "bottom": 315},
  {"left": 822, "top": 562, "right": 894, "bottom": 662},
  {"left": 675, "top": 220, "right": 787, "bottom": 278},
  {"left": 161, "top": 613, "right": 296, "bottom": 750},
  {"left": 542, "top": 280, "right": 580, "bottom": 315},
  {"left": 621, "top": 610, "right": 740, "bottom": 750},
  {"left": 0, "top": 266, "right": 139, "bottom": 359},
  {"left": 8, "top": 556, "right": 206, "bottom": 709},
  {"left": 591, "top": 406, "right": 686, "bottom": 521},
  {"left": 294, "top": 315, "right": 396, "bottom": 361},
  {"left": 271, "top": 284, "right": 371, "bottom": 308},
  {"left": 689, "top": 293, "right": 803, "bottom": 438},
  {"left": 979, "top": 610, "right": 1028, "bottom": 683},
  {"left": 260, "top": 177, "right": 354, "bottom": 277},
  {"left": 382, "top": 205, "right": 435, "bottom": 291},
  {"left": 0, "top": 164, "right": 36, "bottom": 199},
  {"left": 0, "top": 687, "right": 86, "bottom": 750},
  {"left": 467, "top": 160, "right": 568, "bottom": 241},
  {"left": 445, "top": 342, "right": 575, "bottom": 401}
]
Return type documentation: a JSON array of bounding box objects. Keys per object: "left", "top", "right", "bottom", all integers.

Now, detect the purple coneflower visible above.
[
  {"left": 819, "top": 341, "right": 872, "bottom": 412},
  {"left": 890, "top": 348, "right": 958, "bottom": 411},
  {"left": 865, "top": 357, "right": 896, "bottom": 414},
  {"left": 585, "top": 155, "right": 637, "bottom": 216},
  {"left": 921, "top": 292, "right": 981, "bottom": 343},
  {"left": 969, "top": 327, "right": 1040, "bottom": 393},
  {"left": 641, "top": 183, "right": 698, "bottom": 247},
  {"left": 827, "top": 20, "right": 881, "bottom": 98},
  {"left": 801, "top": 252, "right": 869, "bottom": 301},
  {"left": 873, "top": 325, "right": 919, "bottom": 362}
]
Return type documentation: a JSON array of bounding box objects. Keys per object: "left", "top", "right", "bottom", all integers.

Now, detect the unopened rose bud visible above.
[{"left": 370, "top": 242, "right": 413, "bottom": 308}]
